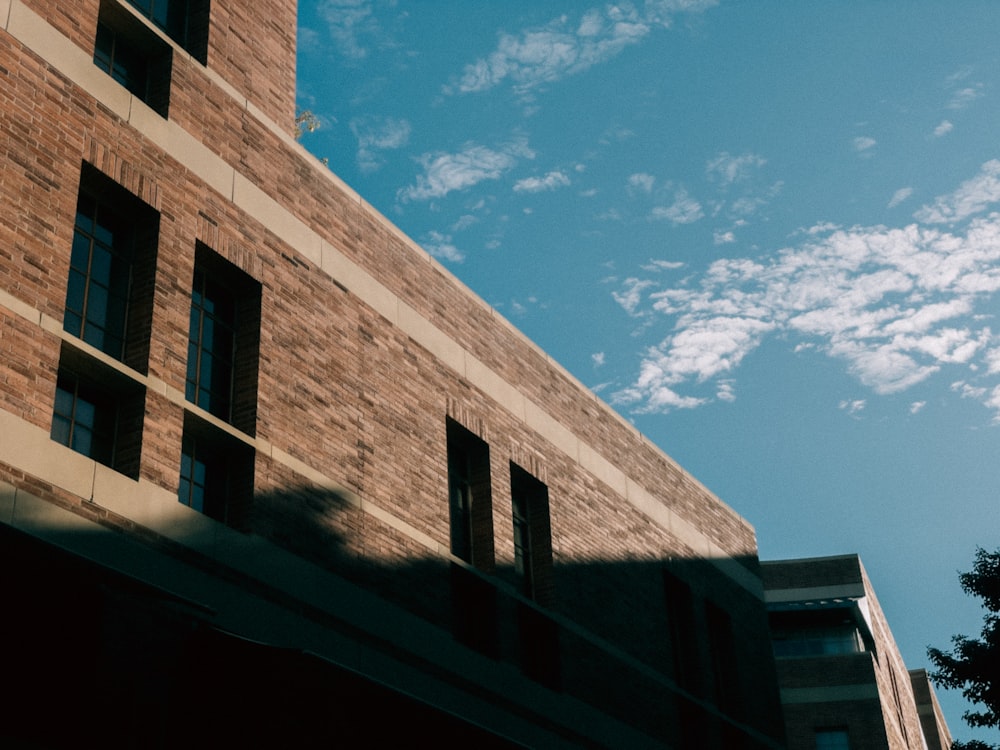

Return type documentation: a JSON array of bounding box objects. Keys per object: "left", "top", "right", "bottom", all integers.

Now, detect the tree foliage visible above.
[{"left": 928, "top": 547, "right": 1000, "bottom": 750}]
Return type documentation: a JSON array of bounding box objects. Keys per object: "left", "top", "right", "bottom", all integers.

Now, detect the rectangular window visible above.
[
  {"left": 64, "top": 164, "right": 159, "bottom": 373},
  {"left": 815, "top": 728, "right": 850, "bottom": 750},
  {"left": 50, "top": 345, "right": 145, "bottom": 478},
  {"left": 706, "top": 601, "right": 741, "bottom": 718},
  {"left": 446, "top": 419, "right": 496, "bottom": 655},
  {"left": 124, "top": 0, "right": 210, "bottom": 64},
  {"left": 185, "top": 245, "right": 260, "bottom": 435},
  {"left": 770, "top": 609, "right": 865, "bottom": 658},
  {"left": 178, "top": 414, "right": 254, "bottom": 526},
  {"left": 664, "top": 569, "right": 700, "bottom": 694},
  {"left": 509, "top": 462, "right": 554, "bottom": 603},
  {"left": 94, "top": 1, "right": 172, "bottom": 117},
  {"left": 446, "top": 419, "right": 493, "bottom": 569}
]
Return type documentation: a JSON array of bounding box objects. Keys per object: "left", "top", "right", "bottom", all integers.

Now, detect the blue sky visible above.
[{"left": 297, "top": 2, "right": 1000, "bottom": 741}]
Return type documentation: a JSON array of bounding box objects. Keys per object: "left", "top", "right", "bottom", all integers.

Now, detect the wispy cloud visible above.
[
  {"left": 706, "top": 152, "right": 766, "bottom": 186},
  {"left": 948, "top": 84, "right": 984, "bottom": 110},
  {"left": 651, "top": 189, "right": 703, "bottom": 224},
  {"left": 933, "top": 120, "right": 954, "bottom": 138},
  {"left": 613, "top": 163, "right": 1000, "bottom": 416},
  {"left": 445, "top": 2, "right": 717, "bottom": 96},
  {"left": 910, "top": 401, "right": 926, "bottom": 414},
  {"left": 399, "top": 139, "right": 535, "bottom": 202},
  {"left": 514, "top": 170, "right": 571, "bottom": 193},
  {"left": 888, "top": 187, "right": 913, "bottom": 209},
  {"left": 914, "top": 159, "right": 1000, "bottom": 223},
  {"left": 628, "top": 173, "right": 656, "bottom": 193},
  {"left": 853, "top": 136, "right": 877, "bottom": 154},
  {"left": 839, "top": 399, "right": 866, "bottom": 416},
  {"left": 350, "top": 116, "right": 411, "bottom": 173},
  {"left": 421, "top": 230, "right": 464, "bottom": 263},
  {"left": 317, "top": 0, "right": 378, "bottom": 60}
]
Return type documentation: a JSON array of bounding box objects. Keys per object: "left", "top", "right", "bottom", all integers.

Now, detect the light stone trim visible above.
[
  {"left": 764, "top": 583, "right": 867, "bottom": 604},
  {"left": 1, "top": 3, "right": 759, "bottom": 595}
]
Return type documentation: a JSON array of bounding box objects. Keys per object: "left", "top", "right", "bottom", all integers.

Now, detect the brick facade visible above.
[{"left": 1, "top": 1, "right": 785, "bottom": 746}]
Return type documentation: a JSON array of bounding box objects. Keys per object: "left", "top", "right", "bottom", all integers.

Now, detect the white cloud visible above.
[
  {"left": 714, "top": 231, "right": 736, "bottom": 245},
  {"left": 934, "top": 120, "right": 954, "bottom": 137},
  {"left": 888, "top": 187, "right": 913, "bottom": 209},
  {"left": 592, "top": 352, "right": 606, "bottom": 367},
  {"left": 915, "top": 160, "right": 1000, "bottom": 224},
  {"left": 640, "top": 259, "right": 685, "bottom": 272},
  {"left": 446, "top": 2, "right": 716, "bottom": 96},
  {"left": 318, "top": 0, "right": 378, "bottom": 60},
  {"left": 421, "top": 230, "right": 464, "bottom": 263},
  {"left": 514, "top": 170, "right": 571, "bottom": 193},
  {"left": 399, "top": 139, "right": 534, "bottom": 202},
  {"left": 853, "top": 136, "right": 877, "bottom": 153},
  {"left": 612, "top": 180, "right": 1000, "bottom": 412},
  {"left": 948, "top": 84, "right": 984, "bottom": 110},
  {"left": 839, "top": 399, "right": 866, "bottom": 415},
  {"left": 706, "top": 152, "right": 766, "bottom": 186},
  {"left": 651, "top": 190, "right": 703, "bottom": 224},
  {"left": 628, "top": 173, "right": 656, "bottom": 193},
  {"left": 910, "top": 401, "right": 926, "bottom": 414},
  {"left": 350, "top": 116, "right": 411, "bottom": 173}
]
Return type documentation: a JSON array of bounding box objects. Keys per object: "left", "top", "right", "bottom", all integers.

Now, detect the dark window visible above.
[
  {"left": 509, "top": 462, "right": 554, "bottom": 603},
  {"left": 815, "top": 728, "right": 850, "bottom": 750},
  {"left": 50, "top": 345, "right": 145, "bottom": 478},
  {"left": 664, "top": 570, "right": 700, "bottom": 694},
  {"left": 178, "top": 414, "right": 254, "bottom": 526},
  {"left": 185, "top": 245, "right": 260, "bottom": 434},
  {"left": 706, "top": 601, "right": 741, "bottom": 718},
  {"left": 446, "top": 419, "right": 496, "bottom": 655},
  {"left": 94, "top": 1, "right": 172, "bottom": 117},
  {"left": 125, "top": 0, "right": 210, "bottom": 64},
  {"left": 770, "top": 609, "right": 865, "bottom": 658},
  {"left": 64, "top": 164, "right": 159, "bottom": 373},
  {"left": 446, "top": 419, "right": 493, "bottom": 569}
]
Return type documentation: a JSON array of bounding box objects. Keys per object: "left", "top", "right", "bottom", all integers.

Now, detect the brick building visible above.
[
  {"left": 0, "top": 1, "right": 787, "bottom": 746},
  {"left": 762, "top": 555, "right": 951, "bottom": 750}
]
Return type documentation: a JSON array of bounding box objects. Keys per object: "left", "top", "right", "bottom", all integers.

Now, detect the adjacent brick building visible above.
[
  {"left": 763, "top": 555, "right": 952, "bottom": 750},
  {"left": 0, "top": 1, "right": 788, "bottom": 746}
]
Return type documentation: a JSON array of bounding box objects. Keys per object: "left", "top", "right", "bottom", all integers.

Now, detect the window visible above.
[
  {"left": 815, "top": 728, "right": 850, "bottom": 749},
  {"left": 94, "top": 1, "right": 172, "bottom": 117},
  {"left": 509, "top": 463, "right": 558, "bottom": 686},
  {"left": 124, "top": 0, "right": 210, "bottom": 64},
  {"left": 185, "top": 245, "right": 260, "bottom": 435},
  {"left": 770, "top": 609, "right": 865, "bottom": 658},
  {"left": 509, "top": 462, "right": 554, "bottom": 602},
  {"left": 706, "top": 601, "right": 741, "bottom": 717},
  {"left": 178, "top": 414, "right": 254, "bottom": 525},
  {"left": 664, "top": 569, "right": 700, "bottom": 694},
  {"left": 446, "top": 419, "right": 493, "bottom": 569},
  {"left": 446, "top": 419, "right": 497, "bottom": 655},
  {"left": 50, "top": 345, "right": 145, "bottom": 478},
  {"left": 64, "top": 164, "right": 159, "bottom": 373}
]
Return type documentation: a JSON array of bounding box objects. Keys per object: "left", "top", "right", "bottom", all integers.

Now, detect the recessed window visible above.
[
  {"left": 94, "top": 1, "right": 172, "bottom": 117},
  {"left": 706, "top": 601, "right": 741, "bottom": 717},
  {"left": 509, "top": 462, "right": 553, "bottom": 602},
  {"left": 664, "top": 570, "right": 700, "bottom": 694},
  {"left": 446, "top": 419, "right": 493, "bottom": 569},
  {"left": 124, "top": 0, "right": 210, "bottom": 64},
  {"left": 770, "top": 609, "right": 865, "bottom": 658},
  {"left": 815, "top": 728, "right": 851, "bottom": 750},
  {"left": 64, "top": 164, "right": 159, "bottom": 373},
  {"left": 50, "top": 345, "right": 145, "bottom": 478},
  {"left": 178, "top": 414, "right": 253, "bottom": 525},
  {"left": 446, "top": 419, "right": 497, "bottom": 655},
  {"left": 185, "top": 244, "right": 260, "bottom": 435}
]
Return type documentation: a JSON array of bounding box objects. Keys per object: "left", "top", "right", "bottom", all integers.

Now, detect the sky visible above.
[{"left": 296, "top": 1, "right": 1000, "bottom": 742}]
